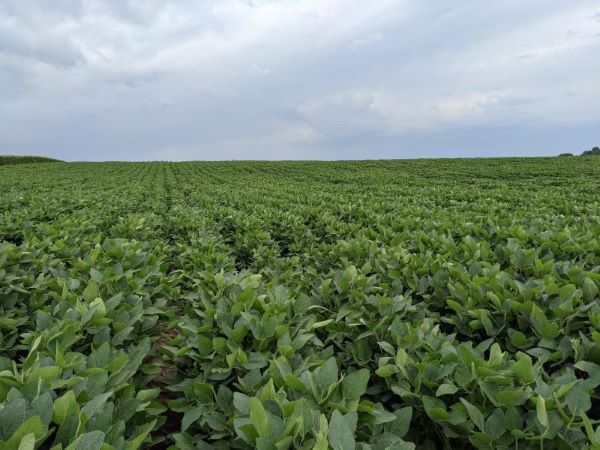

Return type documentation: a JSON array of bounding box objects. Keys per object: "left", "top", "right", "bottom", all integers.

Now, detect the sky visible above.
[{"left": 0, "top": 0, "right": 599, "bottom": 161}]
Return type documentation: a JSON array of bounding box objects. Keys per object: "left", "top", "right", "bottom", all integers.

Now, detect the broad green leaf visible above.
[
  {"left": 0, "top": 399, "right": 27, "bottom": 440},
  {"left": 181, "top": 407, "right": 203, "bottom": 432},
  {"left": 387, "top": 407, "right": 412, "bottom": 438},
  {"left": 81, "top": 392, "right": 112, "bottom": 419},
  {"left": 564, "top": 382, "right": 591, "bottom": 414},
  {"left": 249, "top": 398, "right": 269, "bottom": 439},
  {"left": 328, "top": 411, "right": 356, "bottom": 450},
  {"left": 127, "top": 420, "right": 156, "bottom": 450},
  {"left": 83, "top": 280, "right": 100, "bottom": 302},
  {"left": 372, "top": 433, "right": 416, "bottom": 450},
  {"left": 3, "top": 416, "right": 44, "bottom": 450},
  {"left": 313, "top": 357, "right": 338, "bottom": 395},
  {"left": 341, "top": 369, "right": 369, "bottom": 404},
  {"left": 53, "top": 391, "right": 80, "bottom": 425},
  {"left": 233, "top": 393, "right": 250, "bottom": 415},
  {"left": 376, "top": 365, "right": 396, "bottom": 377},
  {"left": 509, "top": 332, "right": 529, "bottom": 348},
  {"left": 583, "top": 277, "right": 598, "bottom": 301},
  {"left": 66, "top": 430, "right": 105, "bottom": 450},
  {"left": 512, "top": 353, "right": 535, "bottom": 384},
  {"left": 460, "top": 399, "right": 485, "bottom": 431},
  {"left": 17, "top": 433, "right": 36, "bottom": 450},
  {"left": 436, "top": 383, "right": 458, "bottom": 397}
]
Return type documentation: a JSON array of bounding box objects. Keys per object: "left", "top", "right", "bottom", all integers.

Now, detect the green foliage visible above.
[
  {"left": 0, "top": 155, "right": 62, "bottom": 165},
  {"left": 581, "top": 147, "right": 600, "bottom": 156},
  {"left": 1, "top": 158, "right": 599, "bottom": 449}
]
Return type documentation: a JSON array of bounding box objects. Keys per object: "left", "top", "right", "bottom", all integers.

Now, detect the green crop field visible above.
[
  {"left": 0, "top": 156, "right": 62, "bottom": 166},
  {"left": 0, "top": 158, "right": 599, "bottom": 450}
]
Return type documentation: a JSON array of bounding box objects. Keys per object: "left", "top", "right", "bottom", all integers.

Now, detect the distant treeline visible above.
[
  {"left": 0, "top": 155, "right": 62, "bottom": 166},
  {"left": 559, "top": 146, "right": 600, "bottom": 157}
]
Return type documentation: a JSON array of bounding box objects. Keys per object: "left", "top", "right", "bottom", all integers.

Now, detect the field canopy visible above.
[
  {"left": 0, "top": 155, "right": 62, "bottom": 166},
  {"left": 0, "top": 158, "right": 599, "bottom": 449}
]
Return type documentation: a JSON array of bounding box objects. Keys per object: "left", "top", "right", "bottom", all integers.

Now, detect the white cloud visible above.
[
  {"left": 349, "top": 32, "right": 384, "bottom": 48},
  {"left": 251, "top": 63, "right": 270, "bottom": 75}
]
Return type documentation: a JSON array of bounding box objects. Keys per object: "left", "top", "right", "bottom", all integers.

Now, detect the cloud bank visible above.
[{"left": 0, "top": 0, "right": 599, "bottom": 160}]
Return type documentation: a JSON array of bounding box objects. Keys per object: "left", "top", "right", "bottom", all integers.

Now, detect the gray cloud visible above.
[
  {"left": 0, "top": 0, "right": 599, "bottom": 161},
  {"left": 0, "top": 17, "right": 85, "bottom": 67},
  {"left": 108, "top": 71, "right": 168, "bottom": 88}
]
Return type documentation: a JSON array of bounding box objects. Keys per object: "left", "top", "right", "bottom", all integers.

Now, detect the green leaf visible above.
[
  {"left": 564, "top": 382, "right": 591, "bottom": 414},
  {"left": 530, "top": 305, "right": 559, "bottom": 339},
  {"left": 581, "top": 413, "right": 600, "bottom": 446},
  {"left": 372, "top": 433, "right": 416, "bottom": 450},
  {"left": 171, "top": 432, "right": 195, "bottom": 450},
  {"left": 312, "top": 319, "right": 333, "bottom": 329},
  {"left": 313, "top": 357, "right": 339, "bottom": 395},
  {"left": 83, "top": 280, "right": 100, "bottom": 302},
  {"left": 17, "top": 433, "right": 36, "bottom": 450},
  {"left": 255, "top": 438, "right": 278, "bottom": 450},
  {"left": 25, "top": 366, "right": 60, "bottom": 384},
  {"left": 460, "top": 399, "right": 485, "bottom": 431},
  {"left": 81, "top": 392, "right": 112, "bottom": 419},
  {"left": 338, "top": 266, "right": 357, "bottom": 291},
  {"left": 0, "top": 399, "right": 27, "bottom": 440},
  {"left": 422, "top": 396, "right": 449, "bottom": 421},
  {"left": 387, "top": 407, "right": 412, "bottom": 438},
  {"left": 3, "top": 416, "right": 44, "bottom": 450},
  {"left": 509, "top": 332, "right": 529, "bottom": 348},
  {"left": 233, "top": 393, "right": 250, "bottom": 415},
  {"left": 67, "top": 430, "right": 105, "bottom": 450},
  {"left": 328, "top": 411, "right": 356, "bottom": 450},
  {"left": 512, "top": 352, "right": 535, "bottom": 384},
  {"left": 30, "top": 392, "right": 53, "bottom": 426},
  {"left": 53, "top": 391, "right": 80, "bottom": 425},
  {"left": 536, "top": 397, "right": 548, "bottom": 429},
  {"left": 127, "top": 420, "right": 156, "bottom": 450},
  {"left": 54, "top": 413, "right": 79, "bottom": 447},
  {"left": 376, "top": 365, "right": 396, "bottom": 377},
  {"left": 249, "top": 398, "right": 270, "bottom": 439},
  {"left": 469, "top": 432, "right": 497, "bottom": 448},
  {"left": 0, "top": 318, "right": 17, "bottom": 330},
  {"left": 495, "top": 389, "right": 526, "bottom": 406},
  {"left": 196, "top": 335, "right": 213, "bottom": 357},
  {"left": 90, "top": 268, "right": 103, "bottom": 282},
  {"left": 314, "top": 414, "right": 329, "bottom": 450},
  {"left": 192, "top": 383, "right": 214, "bottom": 404},
  {"left": 436, "top": 383, "right": 458, "bottom": 397},
  {"left": 583, "top": 277, "right": 599, "bottom": 301},
  {"left": 89, "top": 297, "right": 106, "bottom": 319},
  {"left": 181, "top": 407, "right": 203, "bottom": 433},
  {"left": 370, "top": 405, "right": 399, "bottom": 425},
  {"left": 484, "top": 408, "right": 506, "bottom": 437},
  {"left": 341, "top": 369, "right": 369, "bottom": 404},
  {"left": 378, "top": 341, "right": 396, "bottom": 355}
]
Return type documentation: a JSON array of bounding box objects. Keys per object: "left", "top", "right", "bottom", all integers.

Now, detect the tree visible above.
[
  {"left": 581, "top": 147, "right": 600, "bottom": 156},
  {"left": 558, "top": 153, "right": 574, "bottom": 157}
]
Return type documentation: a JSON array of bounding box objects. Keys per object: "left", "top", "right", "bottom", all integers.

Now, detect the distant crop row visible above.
[{"left": 0, "top": 158, "right": 599, "bottom": 449}]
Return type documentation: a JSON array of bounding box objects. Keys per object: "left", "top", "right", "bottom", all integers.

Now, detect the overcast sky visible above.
[{"left": 1, "top": 0, "right": 599, "bottom": 161}]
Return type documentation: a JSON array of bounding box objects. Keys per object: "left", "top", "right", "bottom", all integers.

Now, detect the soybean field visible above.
[{"left": 1, "top": 158, "right": 599, "bottom": 450}]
